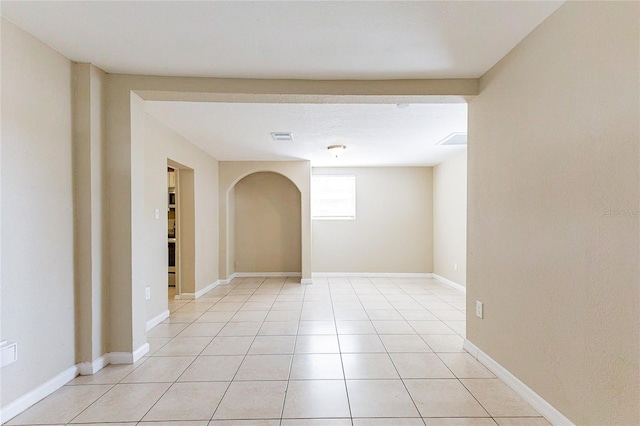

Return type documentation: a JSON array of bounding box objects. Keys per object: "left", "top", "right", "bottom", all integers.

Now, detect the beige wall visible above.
[
  {"left": 467, "top": 2, "right": 639, "bottom": 424},
  {"left": 234, "top": 172, "right": 302, "bottom": 273},
  {"left": 433, "top": 151, "right": 467, "bottom": 286},
  {"left": 73, "top": 63, "right": 109, "bottom": 364},
  {"left": 107, "top": 74, "right": 470, "bottom": 354},
  {"left": 1, "top": 19, "right": 76, "bottom": 405},
  {"left": 0, "top": 17, "right": 474, "bottom": 418},
  {"left": 143, "top": 113, "right": 219, "bottom": 321},
  {"left": 312, "top": 167, "right": 433, "bottom": 273}
]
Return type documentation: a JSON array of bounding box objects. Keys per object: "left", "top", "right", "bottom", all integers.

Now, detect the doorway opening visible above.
[
  {"left": 167, "top": 160, "right": 196, "bottom": 299},
  {"left": 167, "top": 166, "right": 178, "bottom": 299}
]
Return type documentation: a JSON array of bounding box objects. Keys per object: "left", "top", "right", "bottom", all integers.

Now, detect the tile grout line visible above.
[
  {"left": 139, "top": 278, "right": 246, "bottom": 424},
  {"left": 328, "top": 277, "right": 354, "bottom": 425},
  {"left": 209, "top": 276, "right": 271, "bottom": 423},
  {"left": 374, "top": 278, "right": 427, "bottom": 424},
  {"left": 276, "top": 276, "right": 304, "bottom": 424}
]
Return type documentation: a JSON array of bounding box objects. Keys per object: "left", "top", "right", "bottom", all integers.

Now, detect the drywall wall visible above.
[
  {"left": 143, "top": 113, "right": 219, "bottom": 322},
  {"left": 1, "top": 19, "right": 76, "bottom": 406},
  {"left": 467, "top": 2, "right": 639, "bottom": 423},
  {"left": 234, "top": 172, "right": 302, "bottom": 273},
  {"left": 433, "top": 151, "right": 467, "bottom": 286},
  {"left": 107, "top": 73, "right": 470, "bottom": 361},
  {"left": 218, "top": 161, "right": 311, "bottom": 281},
  {"left": 73, "top": 63, "right": 109, "bottom": 366},
  {"left": 312, "top": 167, "right": 433, "bottom": 273}
]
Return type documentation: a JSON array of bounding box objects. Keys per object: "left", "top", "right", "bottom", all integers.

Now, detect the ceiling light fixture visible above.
[{"left": 327, "top": 144, "right": 346, "bottom": 157}]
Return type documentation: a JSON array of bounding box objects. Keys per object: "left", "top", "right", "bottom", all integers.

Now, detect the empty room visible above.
[{"left": 1, "top": 1, "right": 638, "bottom": 425}]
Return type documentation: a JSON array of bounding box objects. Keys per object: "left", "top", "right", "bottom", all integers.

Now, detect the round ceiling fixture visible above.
[{"left": 327, "top": 144, "right": 346, "bottom": 157}]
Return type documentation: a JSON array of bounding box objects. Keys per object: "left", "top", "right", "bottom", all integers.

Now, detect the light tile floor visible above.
[{"left": 6, "top": 276, "right": 550, "bottom": 426}]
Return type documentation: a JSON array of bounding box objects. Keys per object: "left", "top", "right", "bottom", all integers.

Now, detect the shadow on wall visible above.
[{"left": 233, "top": 172, "right": 302, "bottom": 273}]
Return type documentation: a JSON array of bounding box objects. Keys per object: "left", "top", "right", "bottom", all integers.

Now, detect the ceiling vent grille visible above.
[
  {"left": 271, "top": 132, "right": 293, "bottom": 141},
  {"left": 437, "top": 132, "right": 467, "bottom": 146}
]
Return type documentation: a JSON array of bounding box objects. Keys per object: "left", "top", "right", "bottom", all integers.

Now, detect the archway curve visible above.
[{"left": 225, "top": 169, "right": 304, "bottom": 197}]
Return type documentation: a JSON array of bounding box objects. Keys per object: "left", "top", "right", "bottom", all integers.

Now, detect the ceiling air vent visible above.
[
  {"left": 271, "top": 132, "right": 293, "bottom": 141},
  {"left": 437, "top": 132, "right": 467, "bottom": 146}
]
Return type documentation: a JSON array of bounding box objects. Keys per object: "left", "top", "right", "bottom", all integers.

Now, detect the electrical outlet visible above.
[
  {"left": 475, "top": 301, "right": 483, "bottom": 319},
  {"left": 1, "top": 341, "right": 18, "bottom": 367},
  {"left": 154, "top": 208, "right": 160, "bottom": 219},
  {"left": 454, "top": 263, "right": 458, "bottom": 271},
  {"left": 145, "top": 287, "right": 151, "bottom": 300}
]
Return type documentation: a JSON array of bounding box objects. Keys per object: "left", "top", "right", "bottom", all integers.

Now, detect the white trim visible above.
[
  {"left": 194, "top": 280, "right": 220, "bottom": 298},
  {"left": 146, "top": 309, "right": 170, "bottom": 331},
  {"left": 132, "top": 343, "right": 149, "bottom": 363},
  {"left": 219, "top": 273, "right": 237, "bottom": 285},
  {"left": 1, "top": 342, "right": 151, "bottom": 423},
  {"left": 300, "top": 278, "right": 313, "bottom": 285},
  {"left": 463, "top": 339, "right": 574, "bottom": 426},
  {"left": 312, "top": 272, "right": 433, "bottom": 278},
  {"left": 109, "top": 342, "right": 149, "bottom": 365},
  {"left": 233, "top": 272, "right": 302, "bottom": 278},
  {"left": 108, "top": 351, "right": 134, "bottom": 365},
  {"left": 176, "top": 293, "right": 196, "bottom": 300},
  {"left": 432, "top": 274, "right": 466, "bottom": 293},
  {"left": 0, "top": 364, "right": 79, "bottom": 423},
  {"left": 77, "top": 354, "right": 109, "bottom": 376},
  {"left": 175, "top": 280, "right": 221, "bottom": 300}
]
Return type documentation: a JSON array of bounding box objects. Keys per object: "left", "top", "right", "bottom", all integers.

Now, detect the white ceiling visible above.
[
  {"left": 1, "top": 1, "right": 564, "bottom": 166},
  {"left": 145, "top": 102, "right": 468, "bottom": 166},
  {"left": 1, "top": 1, "right": 563, "bottom": 80}
]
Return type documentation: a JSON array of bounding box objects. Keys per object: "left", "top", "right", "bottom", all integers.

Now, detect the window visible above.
[{"left": 312, "top": 175, "right": 356, "bottom": 220}]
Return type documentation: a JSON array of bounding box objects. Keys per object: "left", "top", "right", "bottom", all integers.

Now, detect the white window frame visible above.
[{"left": 312, "top": 174, "right": 356, "bottom": 220}]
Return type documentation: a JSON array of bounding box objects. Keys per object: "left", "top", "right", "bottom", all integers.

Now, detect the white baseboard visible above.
[
  {"left": 176, "top": 293, "right": 196, "bottom": 300},
  {"left": 176, "top": 280, "right": 221, "bottom": 300},
  {"left": 463, "top": 339, "right": 574, "bottom": 426},
  {"left": 146, "top": 309, "right": 170, "bottom": 331},
  {"left": 132, "top": 343, "right": 149, "bottom": 362},
  {"left": 1, "top": 342, "right": 151, "bottom": 423},
  {"left": 233, "top": 272, "right": 302, "bottom": 278},
  {"left": 432, "top": 274, "right": 466, "bottom": 293},
  {"left": 220, "top": 273, "right": 303, "bottom": 283},
  {"left": 300, "top": 278, "right": 313, "bottom": 285},
  {"left": 0, "top": 364, "right": 79, "bottom": 423},
  {"left": 77, "top": 354, "right": 109, "bottom": 375},
  {"left": 195, "top": 280, "right": 220, "bottom": 298},
  {"left": 219, "top": 273, "right": 237, "bottom": 285},
  {"left": 109, "top": 342, "right": 148, "bottom": 365},
  {"left": 312, "top": 272, "right": 433, "bottom": 278},
  {"left": 109, "top": 351, "right": 133, "bottom": 364}
]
